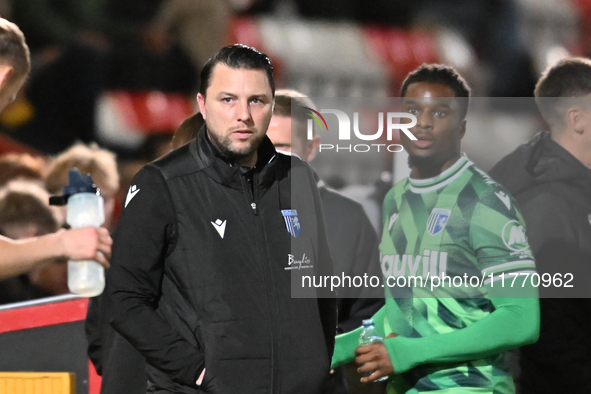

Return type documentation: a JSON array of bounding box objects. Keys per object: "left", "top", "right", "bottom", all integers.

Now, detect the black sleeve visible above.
[{"left": 107, "top": 166, "right": 202, "bottom": 387}]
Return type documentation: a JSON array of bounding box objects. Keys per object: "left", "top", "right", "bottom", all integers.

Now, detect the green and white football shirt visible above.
[{"left": 379, "top": 155, "right": 536, "bottom": 393}]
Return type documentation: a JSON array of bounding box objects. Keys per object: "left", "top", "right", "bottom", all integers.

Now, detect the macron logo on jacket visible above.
[
  {"left": 211, "top": 219, "right": 227, "bottom": 238},
  {"left": 125, "top": 185, "right": 140, "bottom": 208}
]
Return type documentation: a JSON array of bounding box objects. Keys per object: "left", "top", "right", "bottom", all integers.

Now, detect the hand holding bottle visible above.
[
  {"left": 57, "top": 226, "right": 111, "bottom": 268},
  {"left": 50, "top": 168, "right": 108, "bottom": 297},
  {"left": 356, "top": 321, "right": 397, "bottom": 383}
]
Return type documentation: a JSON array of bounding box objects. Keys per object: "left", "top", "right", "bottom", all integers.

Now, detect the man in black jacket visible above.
[
  {"left": 107, "top": 44, "right": 337, "bottom": 393},
  {"left": 489, "top": 57, "right": 591, "bottom": 394}
]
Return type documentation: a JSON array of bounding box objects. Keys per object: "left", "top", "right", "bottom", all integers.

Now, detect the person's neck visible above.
[
  {"left": 236, "top": 154, "right": 257, "bottom": 168},
  {"left": 551, "top": 130, "right": 591, "bottom": 170},
  {"left": 410, "top": 154, "right": 462, "bottom": 180}
]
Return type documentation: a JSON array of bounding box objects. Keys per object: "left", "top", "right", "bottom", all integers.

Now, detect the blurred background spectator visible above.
[{"left": 0, "top": 152, "right": 47, "bottom": 187}]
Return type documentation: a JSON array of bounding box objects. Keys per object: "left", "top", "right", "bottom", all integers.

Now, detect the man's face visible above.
[
  {"left": 401, "top": 82, "right": 466, "bottom": 170},
  {"left": 197, "top": 64, "right": 273, "bottom": 167},
  {"left": 0, "top": 72, "right": 26, "bottom": 113}
]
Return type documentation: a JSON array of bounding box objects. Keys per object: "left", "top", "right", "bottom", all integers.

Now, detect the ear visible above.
[
  {"left": 567, "top": 107, "right": 584, "bottom": 134},
  {"left": 0, "top": 66, "right": 13, "bottom": 89},
  {"left": 197, "top": 93, "right": 206, "bottom": 120},
  {"left": 459, "top": 119, "right": 467, "bottom": 139},
  {"left": 305, "top": 136, "right": 321, "bottom": 162}
]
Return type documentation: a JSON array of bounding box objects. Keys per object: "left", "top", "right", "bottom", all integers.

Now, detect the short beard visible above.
[{"left": 209, "top": 130, "right": 265, "bottom": 164}]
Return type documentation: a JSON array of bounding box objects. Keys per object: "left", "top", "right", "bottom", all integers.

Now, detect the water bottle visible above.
[
  {"left": 359, "top": 318, "right": 389, "bottom": 382},
  {"left": 50, "top": 168, "right": 105, "bottom": 297}
]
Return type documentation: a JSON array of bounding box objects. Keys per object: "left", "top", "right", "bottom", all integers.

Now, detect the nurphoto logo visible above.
[{"left": 303, "top": 107, "right": 417, "bottom": 153}]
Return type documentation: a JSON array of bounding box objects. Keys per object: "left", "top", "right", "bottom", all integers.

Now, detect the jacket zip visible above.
[{"left": 241, "top": 171, "right": 279, "bottom": 393}]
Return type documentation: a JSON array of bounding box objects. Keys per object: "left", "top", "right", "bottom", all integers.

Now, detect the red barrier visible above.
[{"left": 0, "top": 295, "right": 102, "bottom": 394}]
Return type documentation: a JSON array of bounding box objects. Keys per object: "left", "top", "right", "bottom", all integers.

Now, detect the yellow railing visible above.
[{"left": 0, "top": 373, "right": 75, "bottom": 394}]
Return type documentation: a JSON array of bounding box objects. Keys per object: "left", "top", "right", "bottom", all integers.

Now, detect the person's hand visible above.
[
  {"left": 196, "top": 368, "right": 205, "bottom": 385},
  {"left": 355, "top": 333, "right": 397, "bottom": 383},
  {"left": 58, "top": 227, "right": 112, "bottom": 268}
]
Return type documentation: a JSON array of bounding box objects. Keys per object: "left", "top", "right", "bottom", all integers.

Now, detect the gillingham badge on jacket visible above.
[{"left": 281, "top": 209, "right": 301, "bottom": 237}]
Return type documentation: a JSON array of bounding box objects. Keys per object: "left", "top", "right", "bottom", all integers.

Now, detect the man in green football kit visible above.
[{"left": 331, "top": 64, "right": 540, "bottom": 393}]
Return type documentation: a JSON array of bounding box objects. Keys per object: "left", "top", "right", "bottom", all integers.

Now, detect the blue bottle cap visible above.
[
  {"left": 362, "top": 319, "right": 374, "bottom": 327},
  {"left": 49, "top": 167, "right": 99, "bottom": 206}
]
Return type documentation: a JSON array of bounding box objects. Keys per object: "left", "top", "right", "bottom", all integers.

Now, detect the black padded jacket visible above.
[{"left": 108, "top": 127, "right": 337, "bottom": 394}]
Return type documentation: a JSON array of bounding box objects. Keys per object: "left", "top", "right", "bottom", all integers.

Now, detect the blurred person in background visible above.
[
  {"left": 147, "top": 0, "right": 232, "bottom": 72},
  {"left": 0, "top": 152, "right": 47, "bottom": 187},
  {"left": 0, "top": 180, "right": 68, "bottom": 304},
  {"left": 0, "top": 17, "right": 112, "bottom": 280},
  {"left": 266, "top": 89, "right": 384, "bottom": 393},
  {"left": 44, "top": 142, "right": 119, "bottom": 231},
  {"left": 331, "top": 64, "right": 539, "bottom": 393},
  {"left": 489, "top": 57, "right": 591, "bottom": 394}
]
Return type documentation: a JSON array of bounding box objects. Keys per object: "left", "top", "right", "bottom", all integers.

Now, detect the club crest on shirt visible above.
[
  {"left": 427, "top": 208, "right": 451, "bottom": 235},
  {"left": 281, "top": 209, "right": 301, "bottom": 237}
]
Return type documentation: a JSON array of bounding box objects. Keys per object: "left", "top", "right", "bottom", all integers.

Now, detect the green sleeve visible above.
[
  {"left": 331, "top": 306, "right": 388, "bottom": 369},
  {"left": 384, "top": 278, "right": 540, "bottom": 374}
]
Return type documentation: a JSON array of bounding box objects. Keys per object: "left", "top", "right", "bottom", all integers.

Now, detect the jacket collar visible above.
[
  {"left": 188, "top": 125, "right": 279, "bottom": 190},
  {"left": 492, "top": 131, "right": 591, "bottom": 196},
  {"left": 527, "top": 131, "right": 591, "bottom": 186}
]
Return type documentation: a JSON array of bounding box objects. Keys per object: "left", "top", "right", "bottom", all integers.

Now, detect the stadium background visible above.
[{"left": 0, "top": 0, "right": 588, "bottom": 393}]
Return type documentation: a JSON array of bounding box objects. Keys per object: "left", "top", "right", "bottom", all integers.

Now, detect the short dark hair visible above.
[
  {"left": 273, "top": 89, "right": 317, "bottom": 142},
  {"left": 401, "top": 63, "right": 471, "bottom": 119},
  {"left": 0, "top": 19, "right": 30, "bottom": 83},
  {"left": 199, "top": 44, "right": 274, "bottom": 97},
  {"left": 534, "top": 58, "right": 591, "bottom": 127},
  {"left": 172, "top": 112, "right": 204, "bottom": 149}
]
